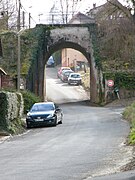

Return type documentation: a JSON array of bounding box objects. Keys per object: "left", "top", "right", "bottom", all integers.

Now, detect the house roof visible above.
[
  {"left": 0, "top": 67, "right": 7, "bottom": 75},
  {"left": 87, "top": 0, "right": 131, "bottom": 19},
  {"left": 68, "top": 12, "right": 95, "bottom": 24}
]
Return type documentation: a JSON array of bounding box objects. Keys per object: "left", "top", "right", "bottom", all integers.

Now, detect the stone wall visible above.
[{"left": 0, "top": 91, "right": 24, "bottom": 134}]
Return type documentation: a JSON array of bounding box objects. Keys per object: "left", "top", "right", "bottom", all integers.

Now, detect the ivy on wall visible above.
[
  {"left": 104, "top": 72, "right": 135, "bottom": 90},
  {"left": 1, "top": 25, "right": 135, "bottom": 101},
  {"left": 88, "top": 24, "right": 102, "bottom": 69},
  {"left": 0, "top": 91, "right": 24, "bottom": 134}
]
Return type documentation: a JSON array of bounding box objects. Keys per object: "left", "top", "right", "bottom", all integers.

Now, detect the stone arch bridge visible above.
[{"left": 26, "top": 24, "right": 103, "bottom": 103}]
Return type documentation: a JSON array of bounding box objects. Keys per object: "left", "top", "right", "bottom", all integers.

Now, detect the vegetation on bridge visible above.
[{"left": 0, "top": 21, "right": 135, "bottom": 101}]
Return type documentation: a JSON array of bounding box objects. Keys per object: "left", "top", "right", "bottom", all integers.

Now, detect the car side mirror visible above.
[{"left": 56, "top": 107, "right": 61, "bottom": 111}]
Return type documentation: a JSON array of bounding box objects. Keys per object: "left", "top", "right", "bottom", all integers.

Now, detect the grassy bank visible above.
[{"left": 123, "top": 102, "right": 135, "bottom": 145}]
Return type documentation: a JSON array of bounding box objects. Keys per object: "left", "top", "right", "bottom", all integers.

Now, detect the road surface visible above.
[
  {"left": 0, "top": 67, "right": 135, "bottom": 180},
  {"left": 46, "top": 67, "right": 89, "bottom": 103},
  {"left": 0, "top": 102, "right": 133, "bottom": 180}
]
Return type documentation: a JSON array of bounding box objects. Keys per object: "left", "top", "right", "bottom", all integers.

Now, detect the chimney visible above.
[{"left": 93, "top": 3, "right": 96, "bottom": 8}]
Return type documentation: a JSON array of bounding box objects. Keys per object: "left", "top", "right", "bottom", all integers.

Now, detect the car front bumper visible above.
[{"left": 26, "top": 118, "right": 56, "bottom": 127}]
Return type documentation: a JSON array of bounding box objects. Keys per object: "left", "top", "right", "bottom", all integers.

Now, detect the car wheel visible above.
[
  {"left": 26, "top": 122, "right": 31, "bottom": 129},
  {"left": 53, "top": 117, "right": 57, "bottom": 126},
  {"left": 59, "top": 120, "right": 62, "bottom": 124},
  {"left": 59, "top": 114, "right": 63, "bottom": 124}
]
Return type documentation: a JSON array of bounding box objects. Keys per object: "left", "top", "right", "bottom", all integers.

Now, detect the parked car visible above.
[
  {"left": 57, "top": 67, "right": 71, "bottom": 78},
  {"left": 26, "top": 102, "right": 63, "bottom": 128},
  {"left": 60, "top": 69, "right": 74, "bottom": 82},
  {"left": 68, "top": 72, "right": 82, "bottom": 85},
  {"left": 46, "top": 56, "right": 55, "bottom": 67}
]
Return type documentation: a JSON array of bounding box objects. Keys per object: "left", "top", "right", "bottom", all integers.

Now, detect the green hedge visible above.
[
  {"left": 104, "top": 72, "right": 135, "bottom": 90},
  {"left": 0, "top": 91, "right": 24, "bottom": 134},
  {"left": 123, "top": 102, "right": 135, "bottom": 144},
  {"left": 21, "top": 90, "right": 41, "bottom": 114},
  {"left": 0, "top": 92, "right": 8, "bottom": 129}
]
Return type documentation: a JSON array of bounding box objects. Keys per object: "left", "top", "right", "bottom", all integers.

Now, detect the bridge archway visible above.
[{"left": 26, "top": 24, "right": 101, "bottom": 103}]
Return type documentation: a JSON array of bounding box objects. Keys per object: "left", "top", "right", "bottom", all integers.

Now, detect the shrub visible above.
[
  {"left": 21, "top": 90, "right": 41, "bottom": 114},
  {"left": 0, "top": 91, "right": 24, "bottom": 135},
  {"left": 123, "top": 102, "right": 135, "bottom": 145}
]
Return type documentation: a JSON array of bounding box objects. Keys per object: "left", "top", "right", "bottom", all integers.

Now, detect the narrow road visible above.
[
  {"left": 0, "top": 67, "right": 134, "bottom": 180},
  {"left": 0, "top": 103, "right": 132, "bottom": 180},
  {"left": 46, "top": 67, "right": 89, "bottom": 103}
]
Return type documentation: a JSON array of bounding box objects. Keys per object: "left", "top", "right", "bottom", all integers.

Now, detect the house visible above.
[
  {"left": 0, "top": 67, "right": 7, "bottom": 88},
  {"left": 0, "top": 67, "right": 15, "bottom": 89},
  {"left": 61, "top": 12, "right": 91, "bottom": 71},
  {"left": 86, "top": 0, "right": 132, "bottom": 22},
  {"left": 61, "top": 0, "right": 131, "bottom": 71},
  {"left": 68, "top": 12, "right": 95, "bottom": 24},
  {"left": 61, "top": 48, "right": 88, "bottom": 71}
]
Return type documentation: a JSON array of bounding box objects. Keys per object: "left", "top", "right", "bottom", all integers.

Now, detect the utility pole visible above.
[
  {"left": 29, "top": 13, "right": 31, "bottom": 28},
  {"left": 28, "top": 6, "right": 32, "bottom": 29},
  {"left": 52, "top": 14, "right": 54, "bottom": 24},
  {"left": 17, "top": 32, "right": 21, "bottom": 91},
  {"left": 44, "top": 65, "right": 47, "bottom": 101},
  {"left": 38, "top": 13, "right": 43, "bottom": 22},
  {"left": 17, "top": 0, "right": 21, "bottom": 31},
  {"left": 22, "top": 11, "right": 25, "bottom": 28},
  {"left": 17, "top": 29, "right": 24, "bottom": 91}
]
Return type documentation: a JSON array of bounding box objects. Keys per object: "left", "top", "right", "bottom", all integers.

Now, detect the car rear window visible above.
[
  {"left": 63, "top": 71, "right": 73, "bottom": 75},
  {"left": 71, "top": 74, "right": 80, "bottom": 78}
]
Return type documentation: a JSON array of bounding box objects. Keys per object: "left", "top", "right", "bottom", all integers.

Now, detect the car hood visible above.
[{"left": 27, "top": 110, "right": 55, "bottom": 116}]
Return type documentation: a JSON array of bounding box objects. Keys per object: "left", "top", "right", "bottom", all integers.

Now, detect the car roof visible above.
[
  {"left": 34, "top": 102, "right": 54, "bottom": 105},
  {"left": 62, "top": 69, "right": 73, "bottom": 73},
  {"left": 69, "top": 72, "right": 81, "bottom": 75},
  {"left": 60, "top": 67, "right": 70, "bottom": 70}
]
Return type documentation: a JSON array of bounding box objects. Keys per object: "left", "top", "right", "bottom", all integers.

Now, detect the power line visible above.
[{"left": 18, "top": 0, "right": 37, "bottom": 26}]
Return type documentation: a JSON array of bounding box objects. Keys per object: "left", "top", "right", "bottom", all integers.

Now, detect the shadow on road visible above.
[{"left": 58, "top": 100, "right": 100, "bottom": 107}]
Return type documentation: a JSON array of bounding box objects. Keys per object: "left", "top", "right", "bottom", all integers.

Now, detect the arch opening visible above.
[{"left": 43, "top": 41, "right": 92, "bottom": 104}]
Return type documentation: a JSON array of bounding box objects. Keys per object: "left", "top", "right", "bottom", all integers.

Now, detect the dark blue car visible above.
[{"left": 26, "top": 102, "right": 63, "bottom": 128}]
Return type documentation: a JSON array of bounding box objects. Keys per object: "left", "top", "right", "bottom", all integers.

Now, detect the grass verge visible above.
[{"left": 123, "top": 102, "right": 135, "bottom": 145}]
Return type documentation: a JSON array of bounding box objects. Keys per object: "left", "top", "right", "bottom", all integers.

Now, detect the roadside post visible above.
[
  {"left": 114, "top": 87, "right": 120, "bottom": 99},
  {"left": 16, "top": 29, "right": 24, "bottom": 91},
  {"left": 105, "top": 79, "right": 114, "bottom": 102}
]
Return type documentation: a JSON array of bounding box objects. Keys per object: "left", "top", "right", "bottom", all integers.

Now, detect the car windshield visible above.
[
  {"left": 30, "top": 103, "right": 54, "bottom": 112},
  {"left": 65, "top": 72, "right": 70, "bottom": 75},
  {"left": 71, "top": 74, "right": 80, "bottom": 78}
]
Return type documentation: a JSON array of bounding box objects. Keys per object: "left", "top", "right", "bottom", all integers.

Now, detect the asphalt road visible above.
[
  {"left": 0, "top": 102, "right": 132, "bottom": 180},
  {"left": 46, "top": 67, "right": 89, "bottom": 103},
  {"left": 0, "top": 67, "right": 135, "bottom": 180}
]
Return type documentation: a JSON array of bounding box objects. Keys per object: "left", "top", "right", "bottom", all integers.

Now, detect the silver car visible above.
[{"left": 68, "top": 73, "right": 82, "bottom": 85}]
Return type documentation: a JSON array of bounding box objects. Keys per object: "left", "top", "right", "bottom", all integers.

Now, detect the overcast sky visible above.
[{"left": 20, "top": 0, "right": 126, "bottom": 28}]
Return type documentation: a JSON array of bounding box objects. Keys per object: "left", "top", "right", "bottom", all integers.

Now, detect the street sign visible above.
[{"left": 107, "top": 80, "right": 114, "bottom": 87}]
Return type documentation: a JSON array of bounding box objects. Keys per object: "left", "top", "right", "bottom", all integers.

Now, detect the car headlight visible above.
[
  {"left": 47, "top": 114, "right": 54, "bottom": 119},
  {"left": 26, "top": 116, "right": 32, "bottom": 120}
]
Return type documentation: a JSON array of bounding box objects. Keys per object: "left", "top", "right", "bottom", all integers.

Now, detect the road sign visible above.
[{"left": 107, "top": 80, "right": 114, "bottom": 87}]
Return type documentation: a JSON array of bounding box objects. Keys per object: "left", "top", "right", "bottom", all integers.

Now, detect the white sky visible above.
[{"left": 20, "top": 0, "right": 127, "bottom": 28}]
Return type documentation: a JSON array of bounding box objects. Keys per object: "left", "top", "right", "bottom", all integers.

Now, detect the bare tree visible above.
[
  {"left": 49, "top": 0, "right": 82, "bottom": 24},
  {"left": 0, "top": 0, "right": 17, "bottom": 31},
  {"left": 96, "top": 0, "right": 135, "bottom": 71},
  {"left": 126, "top": 0, "right": 135, "bottom": 20}
]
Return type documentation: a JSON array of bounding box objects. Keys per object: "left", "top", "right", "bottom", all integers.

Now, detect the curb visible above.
[{"left": 0, "top": 135, "right": 10, "bottom": 143}]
